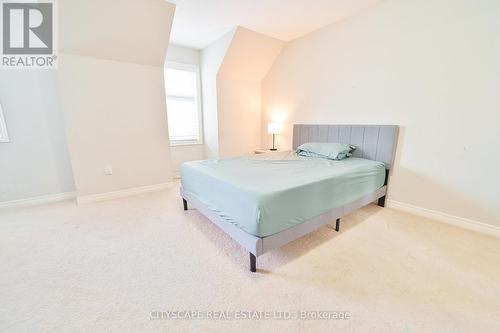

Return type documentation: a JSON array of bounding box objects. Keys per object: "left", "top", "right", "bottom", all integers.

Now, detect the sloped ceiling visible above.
[
  {"left": 59, "top": 0, "right": 175, "bottom": 66},
  {"left": 218, "top": 27, "right": 285, "bottom": 82},
  {"left": 168, "top": 0, "right": 382, "bottom": 49}
]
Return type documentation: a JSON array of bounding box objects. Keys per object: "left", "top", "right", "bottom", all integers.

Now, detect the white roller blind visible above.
[{"left": 164, "top": 66, "right": 201, "bottom": 144}]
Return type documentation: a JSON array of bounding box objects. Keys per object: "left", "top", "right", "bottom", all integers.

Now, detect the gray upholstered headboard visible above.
[{"left": 293, "top": 124, "right": 399, "bottom": 169}]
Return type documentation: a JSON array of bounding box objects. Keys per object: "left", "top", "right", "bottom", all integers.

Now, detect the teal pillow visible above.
[{"left": 296, "top": 142, "right": 355, "bottom": 160}]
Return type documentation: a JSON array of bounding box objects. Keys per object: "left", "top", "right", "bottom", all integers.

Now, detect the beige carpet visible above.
[{"left": 1, "top": 182, "right": 500, "bottom": 333}]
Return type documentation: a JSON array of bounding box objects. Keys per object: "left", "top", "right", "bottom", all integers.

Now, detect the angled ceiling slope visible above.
[
  {"left": 60, "top": 0, "right": 175, "bottom": 66},
  {"left": 218, "top": 27, "right": 285, "bottom": 82},
  {"left": 168, "top": 0, "right": 382, "bottom": 49}
]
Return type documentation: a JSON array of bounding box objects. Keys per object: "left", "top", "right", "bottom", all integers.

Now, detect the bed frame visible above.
[{"left": 180, "top": 124, "right": 399, "bottom": 272}]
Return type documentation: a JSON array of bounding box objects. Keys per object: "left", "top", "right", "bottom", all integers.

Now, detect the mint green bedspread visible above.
[{"left": 181, "top": 152, "right": 385, "bottom": 237}]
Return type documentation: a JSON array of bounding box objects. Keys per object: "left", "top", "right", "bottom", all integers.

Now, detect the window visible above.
[
  {"left": 0, "top": 103, "right": 9, "bottom": 143},
  {"left": 164, "top": 63, "right": 202, "bottom": 145}
]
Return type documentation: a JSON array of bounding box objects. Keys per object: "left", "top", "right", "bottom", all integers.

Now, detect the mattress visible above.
[{"left": 181, "top": 151, "right": 386, "bottom": 237}]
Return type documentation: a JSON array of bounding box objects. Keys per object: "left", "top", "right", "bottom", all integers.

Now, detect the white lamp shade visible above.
[{"left": 267, "top": 122, "right": 281, "bottom": 134}]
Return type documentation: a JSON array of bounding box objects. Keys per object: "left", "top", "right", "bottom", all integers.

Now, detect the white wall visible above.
[
  {"left": 216, "top": 79, "right": 261, "bottom": 156},
  {"left": 167, "top": 44, "right": 200, "bottom": 66},
  {"left": 216, "top": 27, "right": 284, "bottom": 157},
  {"left": 58, "top": 0, "right": 176, "bottom": 198},
  {"left": 199, "top": 27, "right": 284, "bottom": 159},
  {"left": 166, "top": 44, "right": 205, "bottom": 172},
  {"left": 197, "top": 27, "right": 284, "bottom": 158},
  {"left": 58, "top": 55, "right": 173, "bottom": 196},
  {"left": 0, "top": 71, "right": 74, "bottom": 202},
  {"left": 262, "top": 0, "right": 500, "bottom": 226},
  {"left": 200, "top": 30, "right": 236, "bottom": 158}
]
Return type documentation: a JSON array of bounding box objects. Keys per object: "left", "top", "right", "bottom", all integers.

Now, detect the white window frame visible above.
[
  {"left": 165, "top": 61, "right": 203, "bottom": 147},
  {"left": 0, "top": 103, "right": 9, "bottom": 143}
]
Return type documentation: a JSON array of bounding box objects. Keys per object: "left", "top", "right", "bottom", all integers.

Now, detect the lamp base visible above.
[{"left": 270, "top": 148, "right": 277, "bottom": 151}]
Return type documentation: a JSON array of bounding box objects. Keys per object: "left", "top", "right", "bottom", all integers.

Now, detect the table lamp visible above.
[{"left": 267, "top": 122, "right": 280, "bottom": 151}]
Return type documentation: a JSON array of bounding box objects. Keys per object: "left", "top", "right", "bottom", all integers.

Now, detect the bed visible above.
[{"left": 180, "top": 124, "right": 399, "bottom": 272}]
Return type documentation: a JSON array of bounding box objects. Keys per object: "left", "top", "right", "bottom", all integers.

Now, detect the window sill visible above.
[{"left": 170, "top": 141, "right": 203, "bottom": 147}]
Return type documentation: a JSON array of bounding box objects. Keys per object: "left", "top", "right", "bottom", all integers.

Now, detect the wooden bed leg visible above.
[
  {"left": 335, "top": 218, "right": 340, "bottom": 232},
  {"left": 182, "top": 198, "right": 188, "bottom": 211},
  {"left": 250, "top": 253, "right": 256, "bottom": 272},
  {"left": 377, "top": 196, "right": 386, "bottom": 207}
]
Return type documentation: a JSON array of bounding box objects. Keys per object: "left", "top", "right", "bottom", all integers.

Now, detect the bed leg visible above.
[
  {"left": 182, "top": 198, "right": 188, "bottom": 211},
  {"left": 249, "top": 253, "right": 256, "bottom": 272},
  {"left": 377, "top": 169, "right": 389, "bottom": 208},
  {"left": 335, "top": 218, "right": 340, "bottom": 232}
]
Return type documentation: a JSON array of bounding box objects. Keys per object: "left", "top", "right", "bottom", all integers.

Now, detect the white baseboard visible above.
[
  {"left": 77, "top": 182, "right": 172, "bottom": 204},
  {"left": 0, "top": 192, "right": 76, "bottom": 209},
  {"left": 386, "top": 199, "right": 500, "bottom": 238}
]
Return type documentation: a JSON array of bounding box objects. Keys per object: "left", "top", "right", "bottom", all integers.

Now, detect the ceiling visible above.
[{"left": 168, "top": 0, "right": 382, "bottom": 49}]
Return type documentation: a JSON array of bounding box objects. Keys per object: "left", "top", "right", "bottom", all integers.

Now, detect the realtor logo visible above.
[{"left": 1, "top": 0, "right": 57, "bottom": 68}]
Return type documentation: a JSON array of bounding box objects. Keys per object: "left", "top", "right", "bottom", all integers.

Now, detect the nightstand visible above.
[{"left": 254, "top": 149, "right": 289, "bottom": 154}]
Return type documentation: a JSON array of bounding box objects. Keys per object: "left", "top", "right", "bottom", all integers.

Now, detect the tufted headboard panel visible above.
[{"left": 292, "top": 124, "right": 399, "bottom": 169}]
